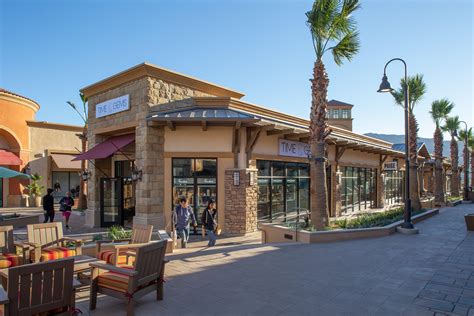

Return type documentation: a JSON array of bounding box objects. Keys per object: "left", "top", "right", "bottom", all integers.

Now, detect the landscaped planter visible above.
[
  {"left": 260, "top": 209, "right": 439, "bottom": 244},
  {"left": 447, "top": 200, "right": 462, "bottom": 207},
  {"left": 0, "top": 213, "right": 41, "bottom": 228},
  {"left": 464, "top": 214, "right": 474, "bottom": 231}
]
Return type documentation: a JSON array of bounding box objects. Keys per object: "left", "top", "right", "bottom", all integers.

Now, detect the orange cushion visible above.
[
  {"left": 98, "top": 250, "right": 135, "bottom": 265},
  {"left": 98, "top": 266, "right": 134, "bottom": 293},
  {"left": 0, "top": 253, "right": 20, "bottom": 268},
  {"left": 31, "top": 247, "right": 76, "bottom": 262}
]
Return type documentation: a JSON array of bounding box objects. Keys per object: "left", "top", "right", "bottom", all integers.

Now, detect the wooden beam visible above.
[
  {"left": 335, "top": 146, "right": 346, "bottom": 162},
  {"left": 166, "top": 121, "right": 175, "bottom": 131},
  {"left": 380, "top": 154, "right": 388, "bottom": 165},
  {"left": 246, "top": 128, "right": 262, "bottom": 153},
  {"left": 201, "top": 120, "right": 207, "bottom": 131},
  {"left": 266, "top": 128, "right": 295, "bottom": 136},
  {"left": 235, "top": 121, "right": 241, "bottom": 130}
]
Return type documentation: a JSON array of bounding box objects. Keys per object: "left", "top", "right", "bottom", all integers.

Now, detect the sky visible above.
[{"left": 1, "top": 0, "right": 472, "bottom": 138}]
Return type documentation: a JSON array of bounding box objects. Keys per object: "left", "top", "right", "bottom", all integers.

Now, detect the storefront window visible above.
[
  {"left": 341, "top": 166, "right": 377, "bottom": 213},
  {"left": 52, "top": 171, "right": 80, "bottom": 202},
  {"left": 384, "top": 170, "right": 404, "bottom": 205},
  {"left": 172, "top": 158, "right": 217, "bottom": 233},
  {"left": 257, "top": 160, "right": 310, "bottom": 222}
]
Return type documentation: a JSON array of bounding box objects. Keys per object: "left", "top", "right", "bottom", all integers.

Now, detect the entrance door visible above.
[{"left": 100, "top": 178, "right": 123, "bottom": 227}]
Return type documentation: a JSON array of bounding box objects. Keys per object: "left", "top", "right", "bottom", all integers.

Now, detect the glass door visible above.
[
  {"left": 100, "top": 178, "right": 122, "bottom": 227},
  {"left": 286, "top": 178, "right": 297, "bottom": 217},
  {"left": 271, "top": 179, "right": 284, "bottom": 220}
]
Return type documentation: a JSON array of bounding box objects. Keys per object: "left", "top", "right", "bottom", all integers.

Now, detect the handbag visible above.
[{"left": 215, "top": 224, "right": 222, "bottom": 236}]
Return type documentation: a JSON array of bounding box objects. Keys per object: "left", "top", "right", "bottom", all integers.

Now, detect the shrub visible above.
[
  {"left": 106, "top": 225, "right": 131, "bottom": 240},
  {"left": 330, "top": 208, "right": 425, "bottom": 229}
]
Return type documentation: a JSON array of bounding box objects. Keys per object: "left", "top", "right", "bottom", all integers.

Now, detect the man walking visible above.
[
  {"left": 173, "top": 197, "right": 197, "bottom": 248},
  {"left": 42, "top": 188, "right": 55, "bottom": 223}
]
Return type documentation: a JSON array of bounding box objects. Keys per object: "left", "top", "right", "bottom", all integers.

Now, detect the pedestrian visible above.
[
  {"left": 172, "top": 197, "right": 197, "bottom": 248},
  {"left": 54, "top": 180, "right": 61, "bottom": 192},
  {"left": 42, "top": 188, "right": 55, "bottom": 223},
  {"left": 59, "top": 191, "right": 74, "bottom": 230},
  {"left": 201, "top": 199, "right": 218, "bottom": 247}
]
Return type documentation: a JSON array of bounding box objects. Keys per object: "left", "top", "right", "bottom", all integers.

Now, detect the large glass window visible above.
[
  {"left": 384, "top": 170, "right": 405, "bottom": 205},
  {"left": 172, "top": 158, "right": 217, "bottom": 234},
  {"left": 257, "top": 160, "right": 310, "bottom": 222},
  {"left": 341, "top": 166, "right": 377, "bottom": 213},
  {"left": 52, "top": 171, "right": 80, "bottom": 202},
  {"left": 341, "top": 109, "right": 351, "bottom": 119}
]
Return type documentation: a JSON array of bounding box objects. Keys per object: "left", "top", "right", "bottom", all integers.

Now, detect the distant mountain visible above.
[{"left": 364, "top": 133, "right": 465, "bottom": 163}]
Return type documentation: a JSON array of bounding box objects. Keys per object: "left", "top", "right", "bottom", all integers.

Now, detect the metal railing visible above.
[{"left": 260, "top": 208, "right": 311, "bottom": 242}]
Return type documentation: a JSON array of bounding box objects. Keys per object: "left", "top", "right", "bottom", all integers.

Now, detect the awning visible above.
[
  {"left": 51, "top": 154, "right": 81, "bottom": 169},
  {"left": 0, "top": 150, "right": 22, "bottom": 165},
  {"left": 0, "top": 167, "right": 30, "bottom": 179},
  {"left": 73, "top": 134, "right": 135, "bottom": 161}
]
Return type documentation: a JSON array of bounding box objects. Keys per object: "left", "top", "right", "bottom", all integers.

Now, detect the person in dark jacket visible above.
[
  {"left": 201, "top": 199, "right": 218, "bottom": 247},
  {"left": 59, "top": 191, "right": 74, "bottom": 230},
  {"left": 42, "top": 188, "right": 55, "bottom": 223},
  {"left": 172, "top": 197, "right": 197, "bottom": 248}
]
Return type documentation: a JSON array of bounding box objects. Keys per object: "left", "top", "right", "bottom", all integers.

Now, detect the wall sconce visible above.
[
  {"left": 233, "top": 171, "right": 240, "bottom": 186},
  {"left": 249, "top": 171, "right": 256, "bottom": 186},
  {"left": 80, "top": 169, "right": 90, "bottom": 182},
  {"left": 132, "top": 166, "right": 142, "bottom": 181}
]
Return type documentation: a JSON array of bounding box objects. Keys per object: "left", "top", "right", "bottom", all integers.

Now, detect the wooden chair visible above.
[
  {"left": 96, "top": 224, "right": 153, "bottom": 266},
  {"left": 0, "top": 258, "right": 78, "bottom": 315},
  {"left": 90, "top": 240, "right": 167, "bottom": 316},
  {"left": 0, "top": 226, "right": 23, "bottom": 268},
  {"left": 23, "top": 222, "right": 83, "bottom": 263}
]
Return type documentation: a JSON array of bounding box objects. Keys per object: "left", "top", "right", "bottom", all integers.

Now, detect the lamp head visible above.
[
  {"left": 67, "top": 101, "right": 77, "bottom": 110},
  {"left": 377, "top": 74, "right": 394, "bottom": 93}
]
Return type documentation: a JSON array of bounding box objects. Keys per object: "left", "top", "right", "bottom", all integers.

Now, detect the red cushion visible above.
[
  {"left": 0, "top": 253, "right": 20, "bottom": 268},
  {"left": 31, "top": 247, "right": 76, "bottom": 262}
]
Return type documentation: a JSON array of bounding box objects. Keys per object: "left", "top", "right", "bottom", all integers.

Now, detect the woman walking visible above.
[
  {"left": 59, "top": 191, "right": 74, "bottom": 230},
  {"left": 201, "top": 199, "right": 218, "bottom": 247}
]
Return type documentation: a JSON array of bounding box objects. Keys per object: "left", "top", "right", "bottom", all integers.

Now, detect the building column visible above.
[
  {"left": 133, "top": 124, "right": 165, "bottom": 229},
  {"left": 377, "top": 170, "right": 386, "bottom": 208},
  {"left": 224, "top": 168, "right": 258, "bottom": 235},
  {"left": 333, "top": 165, "right": 342, "bottom": 217}
]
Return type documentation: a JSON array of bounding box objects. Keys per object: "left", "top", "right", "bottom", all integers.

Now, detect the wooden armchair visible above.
[
  {"left": 0, "top": 226, "right": 23, "bottom": 268},
  {"left": 96, "top": 224, "right": 153, "bottom": 266},
  {"left": 0, "top": 258, "right": 78, "bottom": 315},
  {"left": 90, "top": 240, "right": 167, "bottom": 316},
  {"left": 23, "top": 222, "right": 83, "bottom": 263}
]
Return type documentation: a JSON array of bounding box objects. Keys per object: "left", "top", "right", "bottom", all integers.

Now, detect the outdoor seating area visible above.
[{"left": 0, "top": 223, "right": 167, "bottom": 316}]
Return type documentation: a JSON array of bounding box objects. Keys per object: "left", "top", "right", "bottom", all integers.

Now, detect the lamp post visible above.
[
  {"left": 458, "top": 120, "right": 469, "bottom": 201},
  {"left": 67, "top": 100, "right": 88, "bottom": 210},
  {"left": 377, "top": 58, "right": 415, "bottom": 231}
]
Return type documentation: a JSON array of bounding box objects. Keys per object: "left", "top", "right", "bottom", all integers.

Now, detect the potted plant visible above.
[
  {"left": 26, "top": 174, "right": 44, "bottom": 207},
  {"left": 465, "top": 214, "right": 474, "bottom": 231}
]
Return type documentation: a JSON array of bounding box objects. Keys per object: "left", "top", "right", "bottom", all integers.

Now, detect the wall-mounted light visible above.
[
  {"left": 233, "top": 171, "right": 240, "bottom": 186},
  {"left": 132, "top": 165, "right": 142, "bottom": 181},
  {"left": 80, "top": 169, "right": 90, "bottom": 182},
  {"left": 249, "top": 171, "right": 256, "bottom": 186}
]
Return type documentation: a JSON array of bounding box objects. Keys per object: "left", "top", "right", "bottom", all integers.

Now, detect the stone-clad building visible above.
[{"left": 78, "top": 62, "right": 433, "bottom": 235}]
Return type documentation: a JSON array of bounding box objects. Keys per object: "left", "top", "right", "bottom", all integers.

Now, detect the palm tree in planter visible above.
[
  {"left": 306, "top": 0, "right": 360, "bottom": 229},
  {"left": 458, "top": 127, "right": 472, "bottom": 198},
  {"left": 391, "top": 74, "right": 426, "bottom": 211},
  {"left": 429, "top": 99, "right": 454, "bottom": 204},
  {"left": 443, "top": 116, "right": 461, "bottom": 197}
]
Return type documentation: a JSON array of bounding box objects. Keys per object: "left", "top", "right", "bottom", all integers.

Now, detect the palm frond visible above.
[
  {"left": 442, "top": 116, "right": 460, "bottom": 137},
  {"left": 430, "top": 98, "right": 455, "bottom": 127},
  {"left": 390, "top": 74, "right": 426, "bottom": 112},
  {"left": 330, "top": 31, "right": 360, "bottom": 66}
]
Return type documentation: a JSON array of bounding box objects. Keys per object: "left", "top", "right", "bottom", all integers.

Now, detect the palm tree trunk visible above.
[
  {"left": 309, "top": 60, "right": 331, "bottom": 230},
  {"left": 450, "top": 137, "right": 459, "bottom": 196},
  {"left": 434, "top": 127, "right": 444, "bottom": 203},
  {"left": 409, "top": 113, "right": 421, "bottom": 210},
  {"left": 471, "top": 150, "right": 474, "bottom": 193},
  {"left": 78, "top": 126, "right": 88, "bottom": 210}
]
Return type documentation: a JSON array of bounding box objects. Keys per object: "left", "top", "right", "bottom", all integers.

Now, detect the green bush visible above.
[
  {"left": 26, "top": 173, "right": 44, "bottom": 197},
  {"left": 106, "top": 225, "right": 131, "bottom": 240},
  {"left": 331, "top": 208, "right": 425, "bottom": 229}
]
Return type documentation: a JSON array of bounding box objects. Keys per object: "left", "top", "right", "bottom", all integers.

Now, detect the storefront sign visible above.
[
  {"left": 279, "top": 139, "right": 310, "bottom": 158},
  {"left": 96, "top": 94, "right": 130, "bottom": 118},
  {"left": 384, "top": 161, "right": 398, "bottom": 171}
]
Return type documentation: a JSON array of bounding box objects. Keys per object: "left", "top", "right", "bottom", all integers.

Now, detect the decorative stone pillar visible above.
[
  {"left": 377, "top": 170, "right": 385, "bottom": 208},
  {"left": 224, "top": 168, "right": 258, "bottom": 235},
  {"left": 133, "top": 123, "right": 165, "bottom": 229},
  {"left": 333, "top": 166, "right": 342, "bottom": 217}
]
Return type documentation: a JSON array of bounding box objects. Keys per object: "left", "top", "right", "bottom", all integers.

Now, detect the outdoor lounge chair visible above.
[
  {"left": 23, "top": 222, "right": 83, "bottom": 263},
  {"left": 96, "top": 224, "right": 154, "bottom": 266},
  {"left": 0, "top": 226, "right": 23, "bottom": 268},
  {"left": 0, "top": 257, "right": 79, "bottom": 315},
  {"left": 90, "top": 240, "right": 167, "bottom": 316}
]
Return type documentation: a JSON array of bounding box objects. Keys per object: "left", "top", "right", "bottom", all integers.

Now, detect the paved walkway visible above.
[{"left": 77, "top": 203, "right": 474, "bottom": 315}]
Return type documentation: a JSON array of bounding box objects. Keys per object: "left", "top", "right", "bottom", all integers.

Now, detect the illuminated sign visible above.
[{"left": 96, "top": 95, "right": 130, "bottom": 118}]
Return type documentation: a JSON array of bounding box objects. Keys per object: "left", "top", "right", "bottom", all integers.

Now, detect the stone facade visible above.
[
  {"left": 224, "top": 169, "right": 258, "bottom": 235},
  {"left": 332, "top": 166, "right": 342, "bottom": 217},
  {"left": 377, "top": 171, "right": 385, "bottom": 208}
]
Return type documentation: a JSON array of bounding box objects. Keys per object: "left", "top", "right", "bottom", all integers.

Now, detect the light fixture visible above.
[
  {"left": 80, "top": 169, "right": 90, "bottom": 182},
  {"left": 131, "top": 165, "right": 142, "bottom": 181},
  {"left": 377, "top": 74, "right": 394, "bottom": 93}
]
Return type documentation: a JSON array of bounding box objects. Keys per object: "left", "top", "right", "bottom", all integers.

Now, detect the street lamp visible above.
[
  {"left": 377, "top": 58, "right": 415, "bottom": 232},
  {"left": 458, "top": 120, "right": 470, "bottom": 201}
]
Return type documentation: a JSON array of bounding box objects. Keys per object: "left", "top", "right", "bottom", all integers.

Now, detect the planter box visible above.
[
  {"left": 465, "top": 214, "right": 474, "bottom": 231},
  {"left": 0, "top": 214, "right": 41, "bottom": 228},
  {"left": 447, "top": 200, "right": 462, "bottom": 207},
  {"left": 260, "top": 209, "right": 439, "bottom": 244}
]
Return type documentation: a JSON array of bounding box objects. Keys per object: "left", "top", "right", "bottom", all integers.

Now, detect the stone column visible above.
[
  {"left": 224, "top": 168, "right": 258, "bottom": 235},
  {"left": 377, "top": 170, "right": 385, "bottom": 208},
  {"left": 333, "top": 166, "right": 342, "bottom": 217},
  {"left": 133, "top": 123, "right": 165, "bottom": 229}
]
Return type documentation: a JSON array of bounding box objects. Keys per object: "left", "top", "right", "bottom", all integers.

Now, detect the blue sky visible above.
[{"left": 1, "top": 0, "right": 472, "bottom": 138}]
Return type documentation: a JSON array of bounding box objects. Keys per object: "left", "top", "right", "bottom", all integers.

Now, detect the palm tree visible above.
[
  {"left": 391, "top": 74, "right": 426, "bottom": 211},
  {"left": 429, "top": 99, "right": 454, "bottom": 204},
  {"left": 442, "top": 116, "right": 461, "bottom": 197},
  {"left": 458, "top": 127, "right": 472, "bottom": 197},
  {"left": 306, "top": 0, "right": 360, "bottom": 229}
]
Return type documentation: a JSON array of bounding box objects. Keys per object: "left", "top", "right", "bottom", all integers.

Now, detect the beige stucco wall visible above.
[{"left": 164, "top": 126, "right": 233, "bottom": 153}]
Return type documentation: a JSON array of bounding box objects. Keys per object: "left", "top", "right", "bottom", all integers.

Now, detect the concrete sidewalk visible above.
[{"left": 77, "top": 203, "right": 474, "bottom": 315}]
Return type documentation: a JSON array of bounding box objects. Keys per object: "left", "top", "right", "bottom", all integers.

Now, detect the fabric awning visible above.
[
  {"left": 73, "top": 134, "right": 135, "bottom": 161},
  {"left": 51, "top": 154, "right": 81, "bottom": 169},
  {"left": 0, "top": 166, "right": 30, "bottom": 179},
  {"left": 0, "top": 150, "right": 22, "bottom": 165}
]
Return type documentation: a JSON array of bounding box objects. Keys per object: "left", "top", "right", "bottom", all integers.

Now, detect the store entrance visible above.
[{"left": 172, "top": 158, "right": 217, "bottom": 235}]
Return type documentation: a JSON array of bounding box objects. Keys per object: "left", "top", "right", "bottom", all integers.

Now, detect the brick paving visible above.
[{"left": 75, "top": 203, "right": 474, "bottom": 315}]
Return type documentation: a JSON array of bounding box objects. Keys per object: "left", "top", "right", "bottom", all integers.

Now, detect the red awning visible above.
[
  {"left": 0, "top": 150, "right": 22, "bottom": 165},
  {"left": 73, "top": 134, "right": 135, "bottom": 161}
]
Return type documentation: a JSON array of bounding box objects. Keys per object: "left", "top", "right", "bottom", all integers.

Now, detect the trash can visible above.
[{"left": 465, "top": 214, "right": 474, "bottom": 231}]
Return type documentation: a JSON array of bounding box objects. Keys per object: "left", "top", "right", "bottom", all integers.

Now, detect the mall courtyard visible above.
[{"left": 74, "top": 203, "right": 474, "bottom": 316}]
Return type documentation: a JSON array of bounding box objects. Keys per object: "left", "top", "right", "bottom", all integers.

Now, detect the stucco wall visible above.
[{"left": 164, "top": 126, "right": 233, "bottom": 152}]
